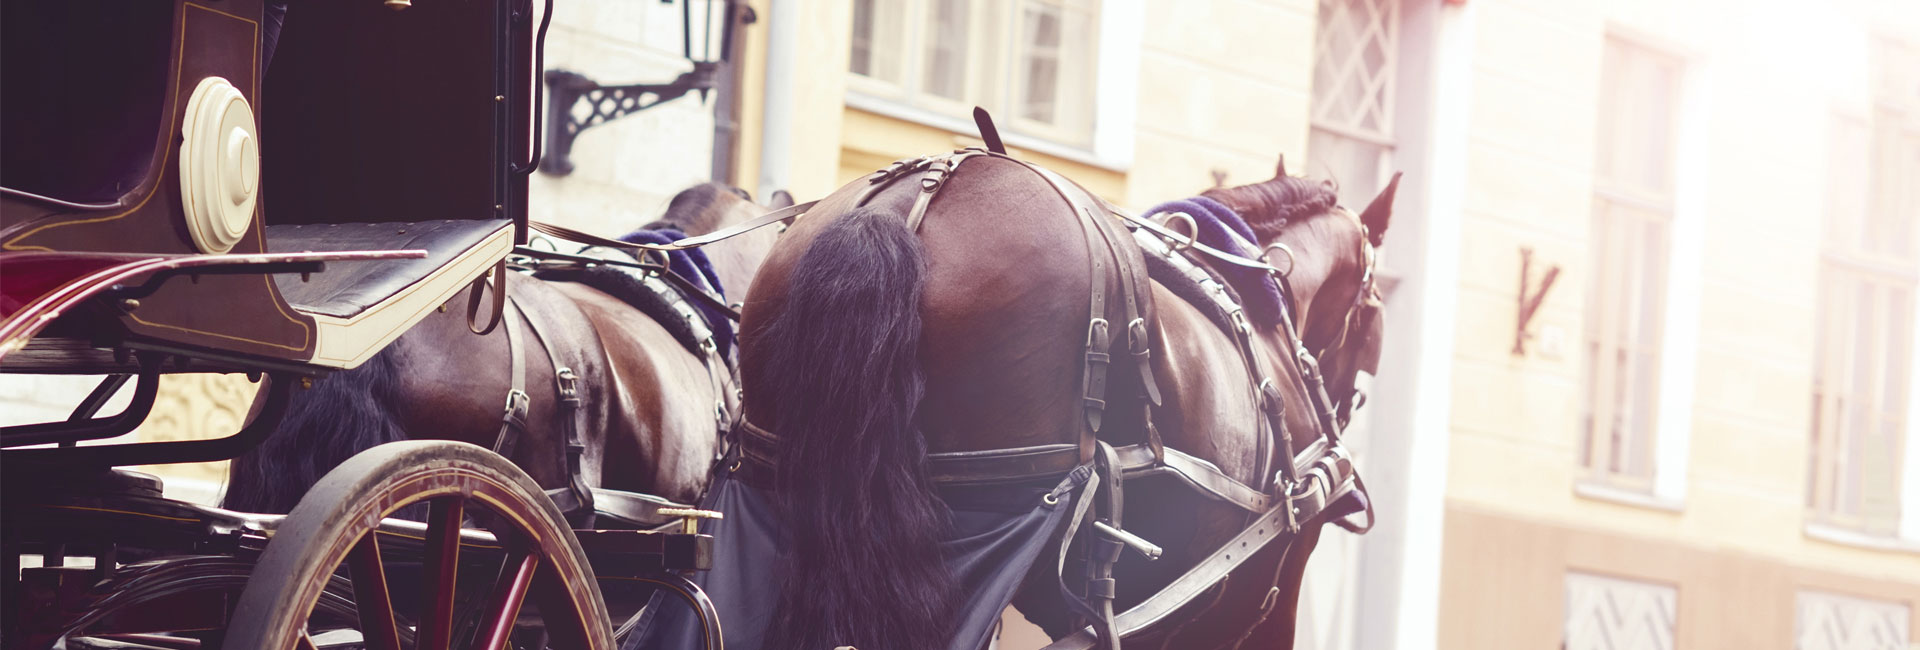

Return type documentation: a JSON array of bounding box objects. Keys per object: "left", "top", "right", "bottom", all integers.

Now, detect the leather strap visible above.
[
  {"left": 1111, "top": 444, "right": 1270, "bottom": 514},
  {"left": 528, "top": 199, "right": 814, "bottom": 253},
  {"left": 466, "top": 259, "right": 509, "bottom": 335},
  {"left": 1041, "top": 486, "right": 1300, "bottom": 650},
  {"left": 493, "top": 297, "right": 531, "bottom": 458},
  {"left": 511, "top": 285, "right": 596, "bottom": 523}
]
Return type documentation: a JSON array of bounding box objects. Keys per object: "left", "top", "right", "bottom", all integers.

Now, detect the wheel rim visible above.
[{"left": 224, "top": 441, "right": 614, "bottom": 650}]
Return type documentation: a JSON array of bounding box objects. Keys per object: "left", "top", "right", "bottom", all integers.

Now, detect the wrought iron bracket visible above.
[
  {"left": 1513, "top": 246, "right": 1561, "bottom": 356},
  {"left": 539, "top": 63, "right": 719, "bottom": 176}
]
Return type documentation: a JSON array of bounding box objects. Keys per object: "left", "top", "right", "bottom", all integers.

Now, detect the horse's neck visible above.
[
  {"left": 1270, "top": 216, "right": 1361, "bottom": 340},
  {"left": 699, "top": 226, "right": 777, "bottom": 300}
]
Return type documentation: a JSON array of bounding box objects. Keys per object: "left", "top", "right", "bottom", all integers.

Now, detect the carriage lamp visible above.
[{"left": 539, "top": 0, "right": 750, "bottom": 175}]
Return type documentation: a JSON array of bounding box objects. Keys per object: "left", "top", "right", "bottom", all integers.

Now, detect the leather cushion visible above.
[{"left": 268, "top": 219, "right": 506, "bottom": 319}]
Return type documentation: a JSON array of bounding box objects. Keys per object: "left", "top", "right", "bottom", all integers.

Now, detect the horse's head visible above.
[
  {"left": 1203, "top": 157, "right": 1400, "bottom": 428},
  {"left": 655, "top": 182, "right": 788, "bottom": 302}
]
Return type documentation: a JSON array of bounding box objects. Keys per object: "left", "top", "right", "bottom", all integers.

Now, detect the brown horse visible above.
[
  {"left": 738, "top": 154, "right": 1395, "bottom": 649},
  {"left": 224, "top": 182, "right": 783, "bottom": 518}
]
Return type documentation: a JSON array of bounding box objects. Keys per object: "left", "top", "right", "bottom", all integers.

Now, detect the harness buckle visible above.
[
  {"left": 554, "top": 367, "right": 578, "bottom": 398},
  {"left": 1086, "top": 317, "right": 1111, "bottom": 349},
  {"left": 1126, "top": 318, "right": 1150, "bottom": 356},
  {"left": 502, "top": 388, "right": 531, "bottom": 420}
]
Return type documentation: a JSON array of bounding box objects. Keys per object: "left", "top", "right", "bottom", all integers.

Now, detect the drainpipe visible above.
[
  {"left": 709, "top": 1, "right": 750, "bottom": 184},
  {"left": 756, "top": 0, "right": 796, "bottom": 201}
]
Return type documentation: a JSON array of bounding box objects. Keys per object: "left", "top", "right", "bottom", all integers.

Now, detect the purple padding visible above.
[
  {"left": 1143, "top": 197, "right": 1286, "bottom": 327},
  {"left": 618, "top": 228, "right": 734, "bottom": 359}
]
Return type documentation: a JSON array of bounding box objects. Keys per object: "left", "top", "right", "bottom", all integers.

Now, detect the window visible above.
[
  {"left": 848, "top": 0, "right": 1100, "bottom": 147},
  {"left": 1307, "top": 0, "right": 1398, "bottom": 211},
  {"left": 1808, "top": 38, "right": 1919, "bottom": 537},
  {"left": 1580, "top": 37, "right": 1682, "bottom": 489}
]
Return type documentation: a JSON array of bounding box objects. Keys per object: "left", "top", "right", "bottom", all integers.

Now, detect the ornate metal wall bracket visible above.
[{"left": 539, "top": 62, "right": 719, "bottom": 175}]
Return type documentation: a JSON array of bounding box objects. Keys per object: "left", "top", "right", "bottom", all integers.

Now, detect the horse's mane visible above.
[{"left": 1201, "top": 175, "right": 1340, "bottom": 242}]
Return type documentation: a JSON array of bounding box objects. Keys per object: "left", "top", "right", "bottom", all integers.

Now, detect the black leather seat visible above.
[{"left": 268, "top": 219, "right": 507, "bottom": 319}]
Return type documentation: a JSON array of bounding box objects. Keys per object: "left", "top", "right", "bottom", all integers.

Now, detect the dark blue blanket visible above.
[
  {"left": 1143, "top": 197, "right": 1286, "bottom": 328},
  {"left": 630, "top": 467, "right": 1089, "bottom": 650}
]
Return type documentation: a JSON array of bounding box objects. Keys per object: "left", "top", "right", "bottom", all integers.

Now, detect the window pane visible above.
[
  {"left": 1885, "top": 285, "right": 1913, "bottom": 413},
  {"left": 1311, "top": 0, "right": 1398, "bottom": 141},
  {"left": 850, "top": 0, "right": 875, "bottom": 76},
  {"left": 923, "top": 0, "right": 970, "bottom": 100},
  {"left": 850, "top": 0, "right": 904, "bottom": 83},
  {"left": 1828, "top": 118, "right": 1872, "bottom": 252},
  {"left": 1597, "top": 38, "right": 1680, "bottom": 200},
  {"left": 1018, "top": 3, "right": 1061, "bottom": 123}
]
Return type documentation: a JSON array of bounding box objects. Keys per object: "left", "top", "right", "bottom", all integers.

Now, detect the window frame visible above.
[
  {"left": 1806, "top": 80, "right": 1920, "bottom": 536},
  {"left": 844, "top": 0, "right": 1136, "bottom": 169},
  {"left": 1578, "top": 33, "right": 1688, "bottom": 494}
]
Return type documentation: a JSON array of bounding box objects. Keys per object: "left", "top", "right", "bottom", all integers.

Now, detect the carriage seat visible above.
[{"left": 268, "top": 220, "right": 508, "bottom": 319}]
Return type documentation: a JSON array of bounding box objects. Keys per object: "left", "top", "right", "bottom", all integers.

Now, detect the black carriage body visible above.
[{"left": 0, "top": 0, "right": 534, "bottom": 371}]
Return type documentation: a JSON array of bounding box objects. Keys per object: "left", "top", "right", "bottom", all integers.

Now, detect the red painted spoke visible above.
[
  {"left": 418, "top": 496, "right": 466, "bottom": 650},
  {"left": 347, "top": 533, "right": 403, "bottom": 650},
  {"left": 467, "top": 548, "right": 542, "bottom": 650}
]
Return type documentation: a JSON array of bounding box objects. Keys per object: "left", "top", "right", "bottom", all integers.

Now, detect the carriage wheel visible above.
[{"left": 224, "top": 440, "right": 615, "bottom": 650}]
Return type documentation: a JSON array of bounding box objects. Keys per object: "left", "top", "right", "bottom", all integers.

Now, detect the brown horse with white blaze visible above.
[{"left": 739, "top": 153, "right": 1396, "bottom": 649}]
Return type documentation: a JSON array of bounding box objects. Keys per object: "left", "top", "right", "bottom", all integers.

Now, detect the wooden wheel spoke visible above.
[
  {"left": 224, "top": 442, "right": 614, "bottom": 649},
  {"left": 419, "top": 496, "right": 467, "bottom": 650},
  {"left": 469, "top": 548, "right": 542, "bottom": 650},
  {"left": 347, "top": 533, "right": 404, "bottom": 650}
]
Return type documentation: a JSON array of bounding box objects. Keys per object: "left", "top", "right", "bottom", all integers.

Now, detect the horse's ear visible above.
[
  {"left": 769, "top": 189, "right": 796, "bottom": 209},
  {"left": 1274, "top": 154, "right": 1288, "bottom": 179},
  {"left": 1358, "top": 172, "right": 1401, "bottom": 247}
]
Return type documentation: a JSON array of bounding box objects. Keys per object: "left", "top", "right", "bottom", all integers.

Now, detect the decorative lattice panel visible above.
[
  {"left": 1312, "top": 0, "right": 1398, "bottom": 141},
  {"left": 1564, "top": 572, "right": 1677, "bottom": 650},
  {"left": 1797, "top": 590, "right": 1912, "bottom": 650}
]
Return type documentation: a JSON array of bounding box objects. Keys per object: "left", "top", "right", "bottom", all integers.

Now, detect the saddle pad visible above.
[
  {"left": 619, "top": 227, "right": 736, "bottom": 359},
  {"left": 1142, "top": 197, "right": 1286, "bottom": 328},
  {"left": 630, "top": 467, "right": 1088, "bottom": 650}
]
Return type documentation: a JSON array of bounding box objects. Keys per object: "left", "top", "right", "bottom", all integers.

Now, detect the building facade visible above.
[{"left": 730, "top": 0, "right": 1920, "bottom": 648}]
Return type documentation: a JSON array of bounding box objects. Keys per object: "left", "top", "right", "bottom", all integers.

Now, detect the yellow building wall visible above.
[
  {"left": 1126, "top": 0, "right": 1319, "bottom": 209},
  {"left": 1441, "top": 0, "right": 1920, "bottom": 627}
]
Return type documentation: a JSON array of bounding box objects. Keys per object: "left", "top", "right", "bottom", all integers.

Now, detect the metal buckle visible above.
[
  {"left": 555, "top": 367, "right": 578, "bottom": 397},
  {"left": 502, "top": 388, "right": 530, "bottom": 419},
  {"left": 1086, "top": 317, "right": 1110, "bottom": 348},
  {"left": 1230, "top": 309, "right": 1252, "bottom": 334},
  {"left": 1126, "top": 317, "right": 1150, "bottom": 355}
]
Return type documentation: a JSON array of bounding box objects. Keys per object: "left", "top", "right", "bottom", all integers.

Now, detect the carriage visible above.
[
  {"left": 0, "top": 1, "right": 724, "bottom": 647},
  {"left": 3, "top": 1, "right": 1392, "bottom": 648}
]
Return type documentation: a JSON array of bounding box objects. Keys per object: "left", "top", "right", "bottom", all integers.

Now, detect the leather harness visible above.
[
  {"left": 496, "top": 289, "right": 596, "bottom": 524},
  {"left": 724, "top": 150, "right": 1374, "bottom": 648},
  {"left": 523, "top": 150, "right": 1376, "bottom": 644},
  {"left": 491, "top": 250, "right": 737, "bottom": 528}
]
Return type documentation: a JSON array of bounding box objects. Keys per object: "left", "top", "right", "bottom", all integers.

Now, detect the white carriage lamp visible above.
[{"left": 539, "top": 0, "right": 750, "bottom": 175}]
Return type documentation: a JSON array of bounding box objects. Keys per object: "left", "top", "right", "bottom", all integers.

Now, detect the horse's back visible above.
[{"left": 745, "top": 155, "right": 1096, "bottom": 453}]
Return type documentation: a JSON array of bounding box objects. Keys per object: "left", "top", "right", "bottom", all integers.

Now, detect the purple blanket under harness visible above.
[{"left": 1141, "top": 196, "right": 1287, "bottom": 328}]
